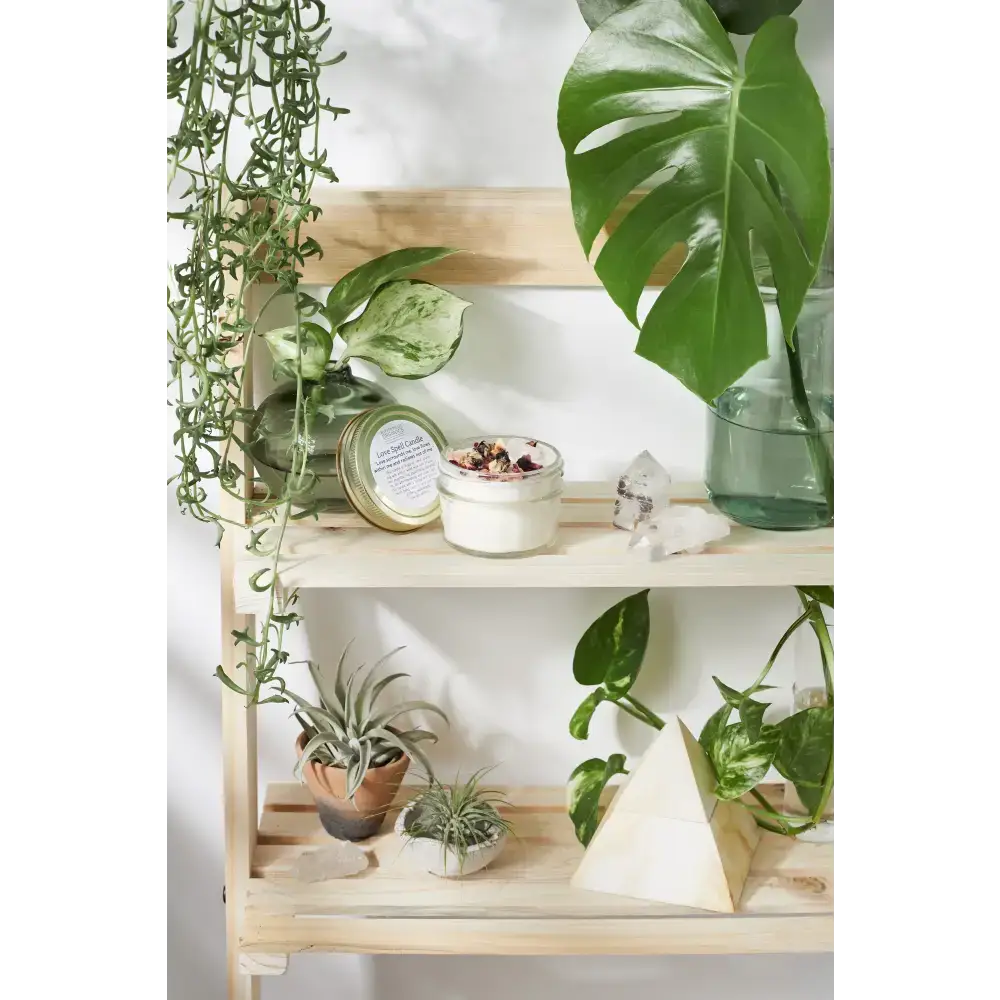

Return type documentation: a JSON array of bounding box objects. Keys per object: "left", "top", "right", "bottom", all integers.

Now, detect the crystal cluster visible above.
[
  {"left": 614, "top": 450, "right": 672, "bottom": 529},
  {"left": 627, "top": 505, "right": 731, "bottom": 559}
]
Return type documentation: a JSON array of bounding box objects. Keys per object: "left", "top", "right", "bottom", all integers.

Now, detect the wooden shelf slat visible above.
[
  {"left": 285, "top": 187, "right": 685, "bottom": 288},
  {"left": 240, "top": 783, "right": 833, "bottom": 958},
  {"left": 234, "top": 483, "right": 832, "bottom": 605}
]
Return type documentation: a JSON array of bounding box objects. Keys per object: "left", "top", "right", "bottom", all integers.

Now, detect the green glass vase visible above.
[
  {"left": 706, "top": 274, "right": 833, "bottom": 531},
  {"left": 248, "top": 365, "right": 396, "bottom": 506}
]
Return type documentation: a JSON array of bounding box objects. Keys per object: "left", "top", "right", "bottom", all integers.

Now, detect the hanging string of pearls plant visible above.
[{"left": 167, "top": 0, "right": 345, "bottom": 704}]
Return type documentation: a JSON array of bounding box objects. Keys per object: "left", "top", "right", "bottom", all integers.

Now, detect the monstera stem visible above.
[
  {"left": 784, "top": 329, "right": 834, "bottom": 519},
  {"left": 764, "top": 167, "right": 834, "bottom": 521}
]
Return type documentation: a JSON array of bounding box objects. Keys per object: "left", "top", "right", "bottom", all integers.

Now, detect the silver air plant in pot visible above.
[
  {"left": 396, "top": 769, "right": 513, "bottom": 877},
  {"left": 288, "top": 642, "right": 448, "bottom": 841}
]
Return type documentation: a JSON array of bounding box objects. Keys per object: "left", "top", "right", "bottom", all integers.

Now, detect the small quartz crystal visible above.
[
  {"left": 614, "top": 451, "right": 672, "bottom": 530},
  {"left": 293, "top": 841, "right": 370, "bottom": 882},
  {"left": 627, "top": 505, "right": 730, "bottom": 559}
]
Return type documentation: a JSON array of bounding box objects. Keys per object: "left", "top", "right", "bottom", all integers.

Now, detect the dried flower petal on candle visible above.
[{"left": 447, "top": 439, "right": 546, "bottom": 478}]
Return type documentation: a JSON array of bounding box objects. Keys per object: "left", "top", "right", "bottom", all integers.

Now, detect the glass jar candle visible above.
[{"left": 437, "top": 437, "right": 563, "bottom": 557}]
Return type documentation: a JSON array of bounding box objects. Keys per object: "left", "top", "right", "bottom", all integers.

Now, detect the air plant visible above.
[
  {"left": 288, "top": 642, "right": 448, "bottom": 801},
  {"left": 402, "top": 768, "right": 513, "bottom": 871}
]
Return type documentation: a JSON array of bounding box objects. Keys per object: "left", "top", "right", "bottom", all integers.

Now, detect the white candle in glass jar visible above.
[{"left": 437, "top": 437, "right": 563, "bottom": 557}]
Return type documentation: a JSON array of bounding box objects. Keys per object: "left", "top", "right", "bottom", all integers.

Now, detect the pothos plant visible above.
[
  {"left": 167, "top": 2, "right": 465, "bottom": 705},
  {"left": 567, "top": 586, "right": 833, "bottom": 845},
  {"left": 560, "top": 0, "right": 833, "bottom": 509}
]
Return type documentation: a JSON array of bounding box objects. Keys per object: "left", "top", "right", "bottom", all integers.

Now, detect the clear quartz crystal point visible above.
[{"left": 613, "top": 450, "right": 672, "bottom": 530}]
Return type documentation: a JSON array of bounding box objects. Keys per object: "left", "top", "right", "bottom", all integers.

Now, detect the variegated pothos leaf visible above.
[{"left": 337, "top": 279, "right": 470, "bottom": 379}]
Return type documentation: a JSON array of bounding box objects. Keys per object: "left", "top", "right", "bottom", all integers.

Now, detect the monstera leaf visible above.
[
  {"left": 709, "top": 0, "right": 802, "bottom": 34},
  {"left": 576, "top": 0, "right": 803, "bottom": 37},
  {"left": 558, "top": 0, "right": 831, "bottom": 403},
  {"left": 338, "top": 279, "right": 470, "bottom": 379}
]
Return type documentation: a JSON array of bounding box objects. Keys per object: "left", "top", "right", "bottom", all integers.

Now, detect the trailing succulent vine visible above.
[
  {"left": 168, "top": 4, "right": 470, "bottom": 705},
  {"left": 167, "top": 0, "right": 346, "bottom": 704},
  {"left": 567, "top": 586, "right": 834, "bottom": 845}
]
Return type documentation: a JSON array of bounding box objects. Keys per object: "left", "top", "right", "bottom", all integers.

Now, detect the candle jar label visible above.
[{"left": 369, "top": 419, "right": 441, "bottom": 513}]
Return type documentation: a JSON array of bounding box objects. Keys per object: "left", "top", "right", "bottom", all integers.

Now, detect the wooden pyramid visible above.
[{"left": 571, "top": 716, "right": 760, "bottom": 913}]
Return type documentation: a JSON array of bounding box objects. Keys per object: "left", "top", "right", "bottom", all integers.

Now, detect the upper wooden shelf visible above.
[
  {"left": 240, "top": 782, "right": 832, "bottom": 963},
  {"left": 285, "top": 187, "right": 685, "bottom": 288},
  {"left": 234, "top": 484, "right": 832, "bottom": 608}
]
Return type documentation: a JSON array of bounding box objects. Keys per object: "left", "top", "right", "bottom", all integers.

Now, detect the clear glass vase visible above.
[
  {"left": 248, "top": 365, "right": 396, "bottom": 506},
  {"left": 706, "top": 271, "right": 833, "bottom": 531},
  {"left": 783, "top": 618, "right": 834, "bottom": 840}
]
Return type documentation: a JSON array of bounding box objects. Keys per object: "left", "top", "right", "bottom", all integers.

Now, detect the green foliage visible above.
[
  {"left": 289, "top": 642, "right": 449, "bottom": 801},
  {"left": 168, "top": 1, "right": 347, "bottom": 702},
  {"left": 558, "top": 0, "right": 831, "bottom": 403},
  {"left": 565, "top": 590, "right": 662, "bottom": 845},
  {"left": 575, "top": 0, "right": 801, "bottom": 32},
  {"left": 263, "top": 323, "right": 333, "bottom": 381},
  {"left": 573, "top": 589, "right": 650, "bottom": 694},
  {"left": 565, "top": 585, "right": 834, "bottom": 841},
  {"left": 338, "top": 280, "right": 470, "bottom": 378},
  {"left": 259, "top": 247, "right": 469, "bottom": 380},
  {"left": 699, "top": 591, "right": 834, "bottom": 834},
  {"left": 567, "top": 754, "right": 627, "bottom": 847},
  {"left": 403, "top": 769, "right": 513, "bottom": 871},
  {"left": 322, "top": 246, "right": 462, "bottom": 328}
]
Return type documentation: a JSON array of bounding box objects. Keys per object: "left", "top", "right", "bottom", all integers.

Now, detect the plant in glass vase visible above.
[
  {"left": 250, "top": 247, "right": 469, "bottom": 507},
  {"left": 559, "top": 0, "right": 833, "bottom": 529}
]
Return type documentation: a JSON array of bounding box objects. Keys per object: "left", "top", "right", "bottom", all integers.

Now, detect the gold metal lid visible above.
[{"left": 336, "top": 404, "right": 447, "bottom": 532}]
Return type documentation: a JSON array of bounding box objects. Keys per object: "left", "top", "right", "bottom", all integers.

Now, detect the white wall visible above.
[{"left": 168, "top": 2, "right": 834, "bottom": 996}]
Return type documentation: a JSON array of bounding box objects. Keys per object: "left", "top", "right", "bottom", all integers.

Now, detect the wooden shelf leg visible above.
[
  {"left": 220, "top": 281, "right": 260, "bottom": 999},
  {"left": 222, "top": 605, "right": 260, "bottom": 1000}
]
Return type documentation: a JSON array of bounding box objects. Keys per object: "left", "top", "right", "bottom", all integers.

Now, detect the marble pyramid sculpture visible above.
[{"left": 571, "top": 716, "right": 760, "bottom": 913}]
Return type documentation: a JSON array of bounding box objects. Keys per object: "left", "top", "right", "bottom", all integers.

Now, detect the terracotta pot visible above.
[{"left": 295, "top": 733, "right": 410, "bottom": 841}]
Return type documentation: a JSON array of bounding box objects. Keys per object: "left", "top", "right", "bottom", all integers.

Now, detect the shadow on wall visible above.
[{"left": 372, "top": 954, "right": 833, "bottom": 1000}]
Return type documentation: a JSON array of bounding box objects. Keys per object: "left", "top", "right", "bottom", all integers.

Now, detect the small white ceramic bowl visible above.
[{"left": 394, "top": 803, "right": 507, "bottom": 878}]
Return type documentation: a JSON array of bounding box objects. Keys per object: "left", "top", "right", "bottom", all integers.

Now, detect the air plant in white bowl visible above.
[{"left": 395, "top": 769, "right": 512, "bottom": 878}]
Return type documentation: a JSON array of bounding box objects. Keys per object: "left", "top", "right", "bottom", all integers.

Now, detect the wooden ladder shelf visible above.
[{"left": 219, "top": 189, "right": 834, "bottom": 999}]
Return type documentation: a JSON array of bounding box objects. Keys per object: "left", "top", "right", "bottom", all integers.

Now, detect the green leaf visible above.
[
  {"left": 558, "top": 1, "right": 831, "bottom": 403},
  {"left": 569, "top": 688, "right": 610, "bottom": 740},
  {"left": 337, "top": 279, "right": 469, "bottom": 379},
  {"left": 575, "top": 1, "right": 634, "bottom": 29},
  {"left": 567, "top": 754, "right": 628, "bottom": 847},
  {"left": 332, "top": 640, "right": 354, "bottom": 705},
  {"left": 711, "top": 676, "right": 769, "bottom": 742},
  {"left": 797, "top": 585, "right": 833, "bottom": 608},
  {"left": 215, "top": 665, "right": 248, "bottom": 696},
  {"left": 699, "top": 703, "right": 732, "bottom": 754},
  {"left": 262, "top": 322, "right": 333, "bottom": 381},
  {"left": 369, "top": 700, "right": 450, "bottom": 731},
  {"left": 704, "top": 721, "right": 780, "bottom": 800},
  {"left": 322, "top": 246, "right": 462, "bottom": 329},
  {"left": 573, "top": 589, "right": 650, "bottom": 696},
  {"left": 739, "top": 697, "right": 768, "bottom": 743},
  {"left": 712, "top": 676, "right": 745, "bottom": 709},
  {"left": 369, "top": 726, "right": 435, "bottom": 777},
  {"left": 774, "top": 706, "right": 833, "bottom": 812},
  {"left": 708, "top": 1, "right": 803, "bottom": 35}
]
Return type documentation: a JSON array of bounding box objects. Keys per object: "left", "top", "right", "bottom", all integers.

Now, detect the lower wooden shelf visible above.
[{"left": 240, "top": 783, "right": 833, "bottom": 964}]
